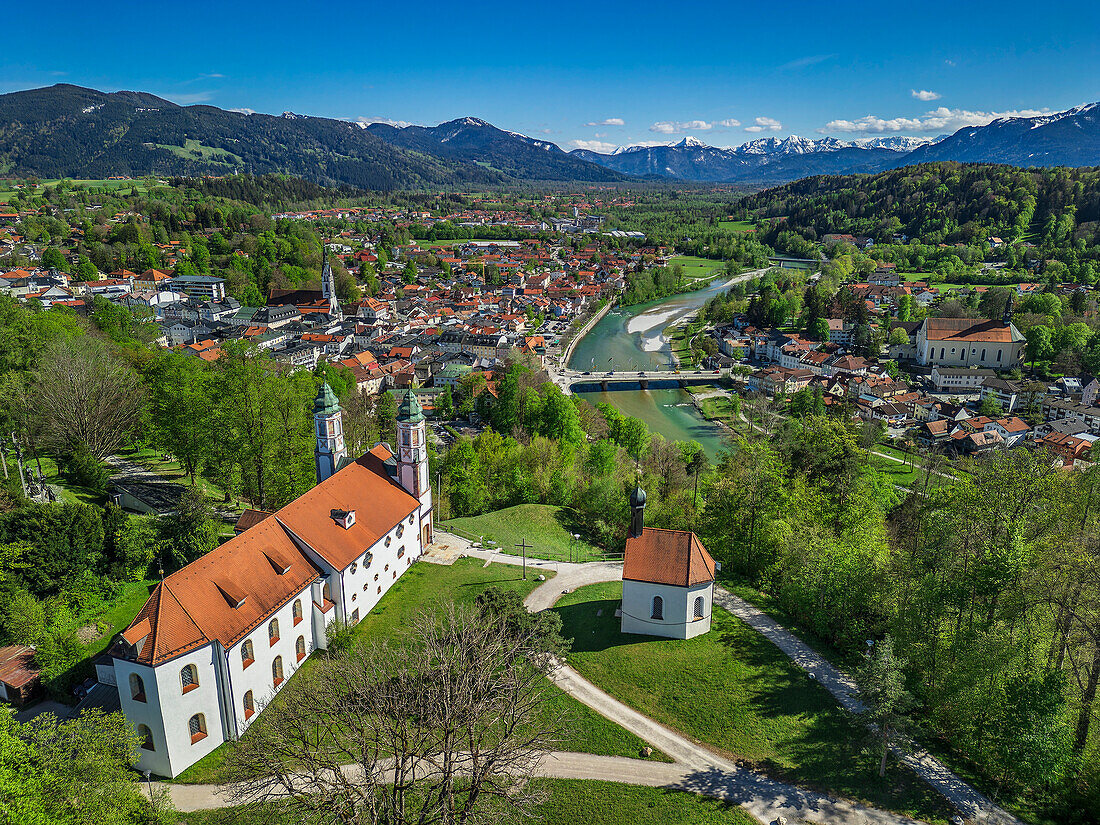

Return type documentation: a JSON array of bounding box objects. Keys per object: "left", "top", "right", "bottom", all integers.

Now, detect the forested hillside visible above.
[
  {"left": 742, "top": 162, "right": 1100, "bottom": 248},
  {"left": 0, "top": 85, "right": 505, "bottom": 190},
  {"left": 737, "top": 163, "right": 1100, "bottom": 284}
]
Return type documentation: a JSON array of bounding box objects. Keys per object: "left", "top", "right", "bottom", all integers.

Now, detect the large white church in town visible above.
[{"left": 108, "top": 385, "right": 434, "bottom": 778}]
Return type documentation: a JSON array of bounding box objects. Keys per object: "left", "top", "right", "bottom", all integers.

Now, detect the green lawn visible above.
[
  {"left": 174, "top": 559, "right": 662, "bottom": 784},
  {"left": 21, "top": 454, "right": 104, "bottom": 506},
  {"left": 152, "top": 139, "right": 242, "bottom": 166},
  {"left": 0, "top": 179, "right": 153, "bottom": 202},
  {"left": 443, "top": 503, "right": 610, "bottom": 562},
  {"left": 695, "top": 394, "right": 739, "bottom": 426},
  {"left": 670, "top": 255, "right": 722, "bottom": 281},
  {"left": 553, "top": 582, "right": 955, "bottom": 823},
  {"left": 718, "top": 220, "right": 757, "bottom": 234},
  {"left": 869, "top": 452, "right": 941, "bottom": 490},
  {"left": 174, "top": 778, "right": 760, "bottom": 825}
]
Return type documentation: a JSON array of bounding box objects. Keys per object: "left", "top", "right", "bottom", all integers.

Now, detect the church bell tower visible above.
[
  {"left": 321, "top": 248, "right": 340, "bottom": 317},
  {"left": 396, "top": 391, "right": 433, "bottom": 541},
  {"left": 314, "top": 382, "right": 347, "bottom": 484}
]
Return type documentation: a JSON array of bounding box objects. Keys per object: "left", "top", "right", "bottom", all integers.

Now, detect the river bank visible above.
[{"left": 565, "top": 269, "right": 763, "bottom": 458}]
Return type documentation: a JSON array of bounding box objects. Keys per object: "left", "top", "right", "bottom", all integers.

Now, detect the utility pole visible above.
[{"left": 515, "top": 538, "right": 532, "bottom": 580}]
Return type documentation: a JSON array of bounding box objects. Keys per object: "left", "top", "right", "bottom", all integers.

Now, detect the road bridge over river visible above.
[{"left": 555, "top": 368, "right": 726, "bottom": 395}]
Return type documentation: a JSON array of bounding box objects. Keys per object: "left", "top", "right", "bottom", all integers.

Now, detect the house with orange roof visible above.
[{"left": 110, "top": 387, "right": 433, "bottom": 778}]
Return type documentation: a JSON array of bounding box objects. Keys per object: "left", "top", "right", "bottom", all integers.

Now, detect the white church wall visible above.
[
  {"left": 226, "top": 586, "right": 317, "bottom": 737},
  {"left": 150, "top": 643, "right": 224, "bottom": 778},
  {"left": 114, "top": 658, "right": 171, "bottom": 777},
  {"left": 621, "top": 580, "right": 713, "bottom": 640},
  {"left": 337, "top": 507, "right": 425, "bottom": 623}
]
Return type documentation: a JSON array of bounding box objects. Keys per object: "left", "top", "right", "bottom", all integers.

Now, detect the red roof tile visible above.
[{"left": 623, "top": 528, "right": 716, "bottom": 588}]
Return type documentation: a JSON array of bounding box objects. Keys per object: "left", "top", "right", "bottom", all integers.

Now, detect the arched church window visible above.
[
  {"left": 180, "top": 664, "right": 199, "bottom": 693},
  {"left": 694, "top": 596, "right": 705, "bottom": 619},
  {"left": 188, "top": 714, "right": 207, "bottom": 744},
  {"left": 651, "top": 596, "right": 663, "bottom": 621},
  {"left": 129, "top": 672, "right": 146, "bottom": 703},
  {"left": 137, "top": 724, "right": 154, "bottom": 751}
]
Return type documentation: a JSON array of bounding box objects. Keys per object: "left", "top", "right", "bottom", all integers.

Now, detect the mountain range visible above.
[{"left": 0, "top": 85, "right": 1098, "bottom": 189}]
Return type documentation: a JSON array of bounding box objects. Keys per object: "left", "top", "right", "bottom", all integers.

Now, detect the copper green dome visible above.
[
  {"left": 313, "top": 382, "right": 340, "bottom": 415},
  {"left": 630, "top": 485, "right": 646, "bottom": 507},
  {"left": 397, "top": 390, "right": 425, "bottom": 424}
]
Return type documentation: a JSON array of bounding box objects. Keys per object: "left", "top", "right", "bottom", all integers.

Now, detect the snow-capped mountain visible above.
[
  {"left": 904, "top": 103, "right": 1100, "bottom": 166},
  {"left": 569, "top": 133, "right": 945, "bottom": 182}
]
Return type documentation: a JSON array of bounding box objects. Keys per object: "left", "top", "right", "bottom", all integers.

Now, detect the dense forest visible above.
[{"left": 740, "top": 163, "right": 1100, "bottom": 282}]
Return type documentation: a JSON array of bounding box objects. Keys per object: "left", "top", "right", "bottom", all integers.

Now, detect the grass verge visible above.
[
  {"left": 172, "top": 777, "right": 759, "bottom": 824},
  {"left": 443, "top": 503, "right": 608, "bottom": 562}
]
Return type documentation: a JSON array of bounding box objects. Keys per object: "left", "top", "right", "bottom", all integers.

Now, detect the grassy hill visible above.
[{"left": 443, "top": 503, "right": 608, "bottom": 562}]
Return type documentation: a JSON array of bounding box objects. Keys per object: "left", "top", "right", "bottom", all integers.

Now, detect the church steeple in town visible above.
[
  {"left": 321, "top": 247, "right": 339, "bottom": 316},
  {"left": 313, "top": 381, "right": 346, "bottom": 484}
]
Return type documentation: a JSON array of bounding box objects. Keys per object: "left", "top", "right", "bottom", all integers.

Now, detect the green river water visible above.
[{"left": 568, "top": 279, "right": 738, "bottom": 459}]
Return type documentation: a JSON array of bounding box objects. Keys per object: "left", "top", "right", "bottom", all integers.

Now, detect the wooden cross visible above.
[{"left": 515, "top": 538, "right": 532, "bottom": 579}]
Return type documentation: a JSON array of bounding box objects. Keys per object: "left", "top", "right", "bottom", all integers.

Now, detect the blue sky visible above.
[{"left": 5, "top": 0, "right": 1099, "bottom": 151}]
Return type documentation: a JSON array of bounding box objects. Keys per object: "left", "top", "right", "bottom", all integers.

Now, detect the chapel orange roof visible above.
[{"left": 623, "top": 528, "right": 716, "bottom": 588}]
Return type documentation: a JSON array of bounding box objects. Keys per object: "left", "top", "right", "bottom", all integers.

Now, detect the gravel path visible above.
[{"left": 151, "top": 535, "right": 1019, "bottom": 824}]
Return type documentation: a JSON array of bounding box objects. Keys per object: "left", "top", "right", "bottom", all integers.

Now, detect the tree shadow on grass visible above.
[
  {"left": 715, "top": 623, "right": 954, "bottom": 819},
  {"left": 555, "top": 599, "right": 651, "bottom": 653}
]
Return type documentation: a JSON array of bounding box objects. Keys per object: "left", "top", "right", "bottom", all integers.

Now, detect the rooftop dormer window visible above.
[{"left": 331, "top": 509, "right": 356, "bottom": 529}]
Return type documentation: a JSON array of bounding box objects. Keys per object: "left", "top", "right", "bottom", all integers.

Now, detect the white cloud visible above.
[
  {"left": 822, "top": 106, "right": 1049, "bottom": 134},
  {"left": 650, "top": 119, "right": 714, "bottom": 134},
  {"left": 202, "top": 73, "right": 225, "bottom": 79},
  {"left": 911, "top": 89, "right": 941, "bottom": 101},
  {"left": 356, "top": 116, "right": 412, "bottom": 128},
  {"left": 779, "top": 54, "right": 836, "bottom": 71},
  {"left": 584, "top": 117, "right": 624, "bottom": 127},
  {"left": 719, "top": 118, "right": 741, "bottom": 127},
  {"left": 744, "top": 116, "right": 782, "bottom": 133},
  {"left": 229, "top": 107, "right": 255, "bottom": 115},
  {"left": 569, "top": 139, "right": 619, "bottom": 153},
  {"left": 945, "top": 59, "right": 957, "bottom": 67}
]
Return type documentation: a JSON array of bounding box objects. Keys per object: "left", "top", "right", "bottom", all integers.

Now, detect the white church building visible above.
[
  {"left": 108, "top": 385, "right": 433, "bottom": 778},
  {"left": 620, "top": 485, "right": 716, "bottom": 640}
]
